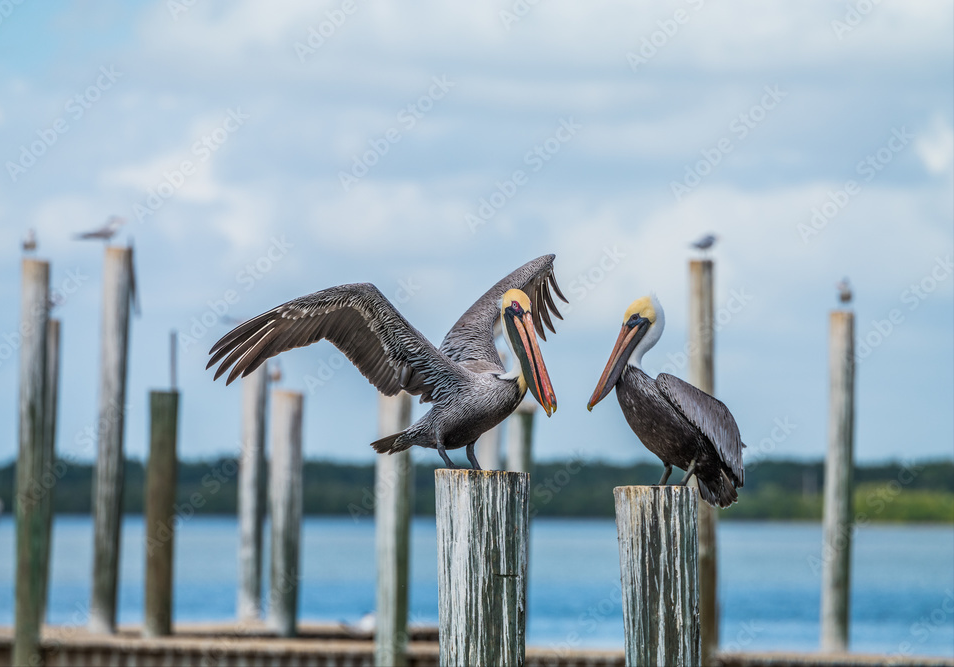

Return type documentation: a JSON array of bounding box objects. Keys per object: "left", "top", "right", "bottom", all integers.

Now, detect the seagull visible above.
[
  {"left": 74, "top": 215, "right": 126, "bottom": 242},
  {"left": 22, "top": 229, "right": 37, "bottom": 254},
  {"left": 836, "top": 277, "right": 852, "bottom": 305},
  {"left": 690, "top": 233, "right": 718, "bottom": 255}
]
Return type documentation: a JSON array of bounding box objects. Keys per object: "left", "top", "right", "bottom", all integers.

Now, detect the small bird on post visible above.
[
  {"left": 22, "top": 228, "right": 37, "bottom": 254},
  {"left": 836, "top": 277, "right": 852, "bottom": 305},
  {"left": 690, "top": 233, "right": 718, "bottom": 256},
  {"left": 74, "top": 215, "right": 126, "bottom": 243}
]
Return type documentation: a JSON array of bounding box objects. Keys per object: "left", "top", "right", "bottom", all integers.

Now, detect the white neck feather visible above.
[{"left": 628, "top": 296, "right": 665, "bottom": 370}]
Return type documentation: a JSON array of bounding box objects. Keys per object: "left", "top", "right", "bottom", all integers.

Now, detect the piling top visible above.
[
  {"left": 434, "top": 469, "right": 528, "bottom": 481},
  {"left": 613, "top": 484, "right": 700, "bottom": 503}
]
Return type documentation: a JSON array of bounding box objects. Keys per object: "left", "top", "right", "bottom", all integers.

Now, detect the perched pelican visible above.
[
  {"left": 22, "top": 228, "right": 37, "bottom": 254},
  {"left": 208, "top": 255, "right": 565, "bottom": 469},
  {"left": 587, "top": 295, "right": 744, "bottom": 507}
]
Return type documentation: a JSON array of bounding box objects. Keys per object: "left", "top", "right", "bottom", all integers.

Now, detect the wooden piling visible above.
[
  {"left": 375, "top": 392, "right": 414, "bottom": 667},
  {"left": 614, "top": 486, "right": 700, "bottom": 666},
  {"left": 689, "top": 258, "right": 719, "bottom": 664},
  {"left": 820, "top": 310, "right": 855, "bottom": 652},
  {"left": 237, "top": 366, "right": 268, "bottom": 622},
  {"left": 435, "top": 469, "right": 529, "bottom": 667},
  {"left": 268, "top": 390, "right": 303, "bottom": 638},
  {"left": 505, "top": 400, "right": 535, "bottom": 474},
  {"left": 39, "top": 318, "right": 61, "bottom": 624},
  {"left": 144, "top": 391, "right": 179, "bottom": 638},
  {"left": 475, "top": 425, "right": 502, "bottom": 471},
  {"left": 90, "top": 246, "right": 134, "bottom": 634},
  {"left": 14, "top": 259, "right": 50, "bottom": 667}
]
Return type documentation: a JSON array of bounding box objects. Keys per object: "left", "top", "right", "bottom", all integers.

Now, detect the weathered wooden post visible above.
[
  {"left": 475, "top": 425, "right": 502, "bottom": 471},
  {"left": 143, "top": 390, "right": 179, "bottom": 637},
  {"left": 505, "top": 399, "right": 535, "bottom": 474},
  {"left": 375, "top": 392, "right": 414, "bottom": 667},
  {"left": 90, "top": 246, "right": 134, "bottom": 634},
  {"left": 14, "top": 258, "right": 50, "bottom": 667},
  {"left": 436, "top": 470, "right": 529, "bottom": 666},
  {"left": 268, "top": 390, "right": 303, "bottom": 637},
  {"left": 39, "top": 318, "right": 61, "bottom": 623},
  {"left": 237, "top": 366, "right": 268, "bottom": 622},
  {"left": 820, "top": 310, "right": 855, "bottom": 651},
  {"left": 689, "top": 258, "right": 718, "bottom": 663},
  {"left": 615, "top": 486, "right": 700, "bottom": 665}
]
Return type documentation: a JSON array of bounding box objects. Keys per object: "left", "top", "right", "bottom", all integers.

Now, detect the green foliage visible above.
[{"left": 0, "top": 457, "right": 951, "bottom": 522}]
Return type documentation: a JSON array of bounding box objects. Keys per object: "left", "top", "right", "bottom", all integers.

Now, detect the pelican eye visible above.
[
  {"left": 627, "top": 314, "right": 640, "bottom": 327},
  {"left": 511, "top": 300, "right": 523, "bottom": 314}
]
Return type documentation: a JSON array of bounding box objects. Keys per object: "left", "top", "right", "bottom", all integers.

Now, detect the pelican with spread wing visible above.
[
  {"left": 587, "top": 295, "right": 745, "bottom": 507},
  {"left": 208, "top": 255, "right": 565, "bottom": 469}
]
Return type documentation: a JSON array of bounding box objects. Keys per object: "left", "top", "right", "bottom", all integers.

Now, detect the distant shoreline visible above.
[{"left": 1, "top": 458, "right": 951, "bottom": 523}]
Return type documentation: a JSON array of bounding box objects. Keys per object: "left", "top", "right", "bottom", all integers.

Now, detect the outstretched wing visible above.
[
  {"left": 439, "top": 254, "right": 567, "bottom": 366},
  {"left": 207, "top": 283, "right": 467, "bottom": 403},
  {"left": 655, "top": 373, "right": 745, "bottom": 487}
]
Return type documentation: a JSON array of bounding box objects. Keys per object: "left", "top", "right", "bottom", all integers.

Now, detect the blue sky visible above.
[{"left": 0, "top": 1, "right": 951, "bottom": 467}]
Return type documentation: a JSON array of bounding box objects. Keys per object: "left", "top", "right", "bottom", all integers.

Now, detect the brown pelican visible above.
[
  {"left": 587, "top": 295, "right": 744, "bottom": 507},
  {"left": 208, "top": 255, "right": 565, "bottom": 469}
]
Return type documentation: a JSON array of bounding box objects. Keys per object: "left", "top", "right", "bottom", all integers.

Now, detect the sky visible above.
[{"left": 0, "top": 1, "right": 951, "bottom": 468}]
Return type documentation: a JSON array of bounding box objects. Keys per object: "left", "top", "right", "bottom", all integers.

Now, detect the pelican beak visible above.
[
  {"left": 587, "top": 316, "right": 650, "bottom": 411},
  {"left": 506, "top": 308, "right": 558, "bottom": 416}
]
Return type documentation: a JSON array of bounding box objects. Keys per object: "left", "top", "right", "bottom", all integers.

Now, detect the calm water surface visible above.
[{"left": 0, "top": 516, "right": 951, "bottom": 656}]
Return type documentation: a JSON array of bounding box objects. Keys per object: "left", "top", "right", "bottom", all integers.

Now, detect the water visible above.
[{"left": 0, "top": 516, "right": 951, "bottom": 656}]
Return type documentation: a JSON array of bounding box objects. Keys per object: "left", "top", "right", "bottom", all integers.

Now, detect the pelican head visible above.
[
  {"left": 499, "top": 288, "right": 558, "bottom": 416},
  {"left": 586, "top": 295, "right": 665, "bottom": 410}
]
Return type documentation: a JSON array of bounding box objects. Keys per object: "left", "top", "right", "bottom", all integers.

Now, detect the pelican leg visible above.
[
  {"left": 465, "top": 442, "right": 482, "bottom": 471},
  {"left": 678, "top": 459, "right": 698, "bottom": 485},
  {"left": 437, "top": 445, "right": 459, "bottom": 469},
  {"left": 658, "top": 463, "right": 673, "bottom": 485}
]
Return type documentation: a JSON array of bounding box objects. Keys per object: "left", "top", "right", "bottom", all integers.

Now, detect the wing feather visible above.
[
  {"left": 208, "top": 283, "right": 467, "bottom": 402},
  {"left": 655, "top": 373, "right": 745, "bottom": 487},
  {"left": 439, "top": 254, "right": 567, "bottom": 365}
]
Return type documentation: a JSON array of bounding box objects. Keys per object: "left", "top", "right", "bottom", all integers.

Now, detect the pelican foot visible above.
[
  {"left": 438, "top": 446, "right": 460, "bottom": 469},
  {"left": 465, "top": 442, "right": 482, "bottom": 471},
  {"left": 678, "top": 459, "right": 697, "bottom": 486}
]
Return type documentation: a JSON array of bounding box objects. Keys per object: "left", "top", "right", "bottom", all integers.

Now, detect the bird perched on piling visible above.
[
  {"left": 75, "top": 215, "right": 126, "bottom": 242},
  {"left": 587, "top": 295, "right": 744, "bottom": 507},
  {"left": 208, "top": 255, "right": 565, "bottom": 469},
  {"left": 690, "top": 233, "right": 718, "bottom": 255},
  {"left": 836, "top": 277, "right": 852, "bottom": 305},
  {"left": 22, "top": 228, "right": 37, "bottom": 254}
]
